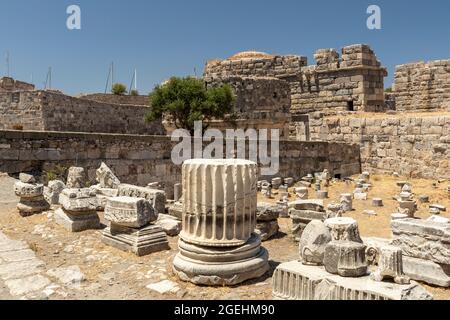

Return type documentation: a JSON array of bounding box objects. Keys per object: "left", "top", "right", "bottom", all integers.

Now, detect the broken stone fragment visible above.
[
  {"left": 372, "top": 198, "right": 383, "bottom": 207},
  {"left": 155, "top": 214, "right": 181, "bottom": 236},
  {"left": 117, "top": 184, "right": 166, "bottom": 215},
  {"left": 289, "top": 199, "right": 324, "bottom": 212},
  {"left": 44, "top": 180, "right": 66, "bottom": 205},
  {"left": 66, "top": 167, "right": 87, "bottom": 189},
  {"left": 325, "top": 217, "right": 363, "bottom": 243},
  {"left": 59, "top": 188, "right": 97, "bottom": 213},
  {"left": 323, "top": 241, "right": 368, "bottom": 277},
  {"left": 255, "top": 220, "right": 279, "bottom": 241},
  {"left": 299, "top": 220, "right": 331, "bottom": 266},
  {"left": 19, "top": 173, "right": 36, "bottom": 184},
  {"left": 14, "top": 181, "right": 44, "bottom": 199},
  {"left": 105, "top": 196, "right": 156, "bottom": 228},
  {"left": 96, "top": 162, "right": 120, "bottom": 189}
]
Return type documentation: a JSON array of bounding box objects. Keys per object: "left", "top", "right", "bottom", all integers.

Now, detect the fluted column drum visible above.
[{"left": 180, "top": 159, "right": 257, "bottom": 247}]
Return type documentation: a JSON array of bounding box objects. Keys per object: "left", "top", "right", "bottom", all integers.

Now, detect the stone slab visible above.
[
  {"left": 104, "top": 196, "right": 155, "bottom": 228},
  {"left": 54, "top": 208, "right": 100, "bottom": 232},
  {"left": 272, "top": 261, "right": 433, "bottom": 300},
  {"left": 102, "top": 224, "right": 169, "bottom": 256},
  {"left": 402, "top": 256, "right": 450, "bottom": 287},
  {"left": 118, "top": 184, "right": 166, "bottom": 214}
]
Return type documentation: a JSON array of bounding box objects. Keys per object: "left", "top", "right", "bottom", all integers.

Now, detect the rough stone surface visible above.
[
  {"left": 255, "top": 220, "right": 279, "bottom": 241},
  {"left": 96, "top": 162, "right": 121, "bottom": 189},
  {"left": 391, "top": 218, "right": 450, "bottom": 265},
  {"left": 299, "top": 221, "right": 332, "bottom": 266},
  {"left": 104, "top": 196, "right": 155, "bottom": 228},
  {"left": 402, "top": 256, "right": 450, "bottom": 287},
  {"left": 66, "top": 167, "right": 87, "bottom": 188},
  {"left": 155, "top": 214, "right": 182, "bottom": 236},
  {"left": 44, "top": 180, "right": 66, "bottom": 205},
  {"left": 256, "top": 203, "right": 280, "bottom": 221},
  {"left": 272, "top": 261, "right": 433, "bottom": 300},
  {"left": 323, "top": 241, "right": 368, "bottom": 277},
  {"left": 102, "top": 223, "right": 169, "bottom": 256},
  {"left": 325, "top": 217, "right": 363, "bottom": 243},
  {"left": 117, "top": 184, "right": 166, "bottom": 215},
  {"left": 371, "top": 245, "right": 410, "bottom": 285}
]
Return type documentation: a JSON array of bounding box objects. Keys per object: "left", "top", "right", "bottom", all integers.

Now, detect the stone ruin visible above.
[
  {"left": 172, "top": 159, "right": 269, "bottom": 286},
  {"left": 14, "top": 173, "right": 50, "bottom": 217},
  {"left": 273, "top": 217, "right": 434, "bottom": 300}
]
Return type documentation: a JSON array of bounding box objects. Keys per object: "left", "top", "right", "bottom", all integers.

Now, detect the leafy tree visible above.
[
  {"left": 130, "top": 89, "right": 139, "bottom": 96},
  {"left": 145, "top": 77, "right": 236, "bottom": 133},
  {"left": 112, "top": 83, "right": 127, "bottom": 95}
]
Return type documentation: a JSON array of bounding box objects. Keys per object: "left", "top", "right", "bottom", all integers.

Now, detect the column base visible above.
[
  {"left": 102, "top": 223, "right": 169, "bottom": 256},
  {"left": 173, "top": 234, "right": 269, "bottom": 286}
]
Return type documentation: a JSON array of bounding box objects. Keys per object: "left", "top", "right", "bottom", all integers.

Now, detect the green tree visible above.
[
  {"left": 145, "top": 77, "right": 236, "bottom": 133},
  {"left": 112, "top": 83, "right": 127, "bottom": 95},
  {"left": 130, "top": 89, "right": 139, "bottom": 96}
]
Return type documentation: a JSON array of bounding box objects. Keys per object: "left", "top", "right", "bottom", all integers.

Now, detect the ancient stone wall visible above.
[
  {"left": 393, "top": 60, "right": 450, "bottom": 112},
  {"left": 78, "top": 93, "right": 149, "bottom": 106},
  {"left": 0, "top": 130, "right": 361, "bottom": 197},
  {"left": 204, "top": 45, "right": 387, "bottom": 115},
  {"left": 308, "top": 113, "right": 450, "bottom": 179},
  {"left": 0, "top": 77, "right": 35, "bottom": 92},
  {"left": 205, "top": 76, "right": 291, "bottom": 139},
  {"left": 0, "top": 91, "right": 165, "bottom": 135}
]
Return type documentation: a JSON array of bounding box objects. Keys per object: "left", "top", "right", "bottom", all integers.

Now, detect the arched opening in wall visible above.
[{"left": 347, "top": 100, "right": 354, "bottom": 111}]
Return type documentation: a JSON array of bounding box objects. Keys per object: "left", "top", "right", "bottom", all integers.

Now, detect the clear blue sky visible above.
[{"left": 1, "top": 0, "right": 449, "bottom": 95}]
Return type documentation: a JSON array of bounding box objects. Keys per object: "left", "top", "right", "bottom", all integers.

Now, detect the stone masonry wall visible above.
[
  {"left": 0, "top": 91, "right": 165, "bottom": 135},
  {"left": 0, "top": 77, "right": 35, "bottom": 92},
  {"left": 393, "top": 60, "right": 450, "bottom": 112},
  {"left": 204, "top": 45, "right": 387, "bottom": 115},
  {"left": 78, "top": 93, "right": 149, "bottom": 106},
  {"left": 308, "top": 113, "right": 450, "bottom": 179},
  {"left": 0, "top": 130, "right": 361, "bottom": 198}
]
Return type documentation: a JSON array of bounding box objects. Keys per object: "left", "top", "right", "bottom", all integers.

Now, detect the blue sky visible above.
[{"left": 1, "top": 0, "right": 449, "bottom": 95}]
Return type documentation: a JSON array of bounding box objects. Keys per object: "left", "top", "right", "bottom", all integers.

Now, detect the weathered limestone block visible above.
[
  {"left": 340, "top": 193, "right": 353, "bottom": 212},
  {"left": 299, "top": 221, "right": 331, "bottom": 266},
  {"left": 104, "top": 197, "right": 156, "bottom": 228},
  {"left": 102, "top": 223, "right": 169, "bottom": 256},
  {"left": 372, "top": 198, "right": 384, "bottom": 207},
  {"left": 44, "top": 180, "right": 65, "bottom": 205},
  {"left": 397, "top": 200, "right": 417, "bottom": 217},
  {"left": 256, "top": 203, "right": 280, "bottom": 221},
  {"left": 173, "top": 183, "right": 182, "bottom": 202},
  {"left": 14, "top": 180, "right": 49, "bottom": 216},
  {"left": 14, "top": 181, "right": 44, "bottom": 199},
  {"left": 59, "top": 188, "right": 97, "bottom": 213},
  {"left": 271, "top": 177, "right": 282, "bottom": 189},
  {"left": 173, "top": 159, "right": 269, "bottom": 286},
  {"left": 325, "top": 217, "right": 363, "bottom": 243},
  {"left": 371, "top": 245, "right": 410, "bottom": 284},
  {"left": 255, "top": 220, "right": 279, "bottom": 241},
  {"left": 155, "top": 213, "right": 182, "bottom": 236},
  {"left": 354, "top": 192, "right": 368, "bottom": 200},
  {"left": 326, "top": 203, "right": 343, "bottom": 218},
  {"left": 96, "top": 162, "right": 120, "bottom": 189},
  {"left": 316, "top": 190, "right": 328, "bottom": 199},
  {"left": 324, "top": 241, "right": 368, "bottom": 277},
  {"left": 294, "top": 187, "right": 308, "bottom": 200},
  {"left": 55, "top": 188, "right": 100, "bottom": 232},
  {"left": 66, "top": 167, "right": 87, "bottom": 188},
  {"left": 392, "top": 213, "right": 409, "bottom": 221},
  {"left": 90, "top": 185, "right": 119, "bottom": 211},
  {"left": 181, "top": 159, "right": 257, "bottom": 247},
  {"left": 402, "top": 256, "right": 450, "bottom": 287},
  {"left": 427, "top": 215, "right": 449, "bottom": 224},
  {"left": 168, "top": 201, "right": 183, "bottom": 220},
  {"left": 272, "top": 261, "right": 433, "bottom": 300},
  {"left": 391, "top": 218, "right": 450, "bottom": 265},
  {"left": 117, "top": 184, "right": 166, "bottom": 215},
  {"left": 173, "top": 235, "right": 269, "bottom": 286},
  {"left": 289, "top": 209, "right": 328, "bottom": 241},
  {"left": 19, "top": 173, "right": 35, "bottom": 184},
  {"left": 284, "top": 177, "right": 294, "bottom": 187}
]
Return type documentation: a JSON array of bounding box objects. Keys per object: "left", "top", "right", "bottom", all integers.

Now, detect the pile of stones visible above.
[
  {"left": 14, "top": 173, "right": 50, "bottom": 217},
  {"left": 255, "top": 203, "right": 280, "bottom": 241},
  {"left": 273, "top": 217, "right": 434, "bottom": 300},
  {"left": 102, "top": 196, "right": 169, "bottom": 256},
  {"left": 172, "top": 159, "right": 269, "bottom": 286}
]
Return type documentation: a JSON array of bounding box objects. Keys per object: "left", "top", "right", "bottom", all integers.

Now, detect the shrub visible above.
[{"left": 112, "top": 83, "right": 127, "bottom": 95}]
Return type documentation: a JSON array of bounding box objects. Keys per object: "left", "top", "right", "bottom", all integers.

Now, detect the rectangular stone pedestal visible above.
[
  {"left": 272, "top": 261, "right": 433, "bottom": 300},
  {"left": 54, "top": 208, "right": 100, "bottom": 232},
  {"left": 403, "top": 256, "right": 450, "bottom": 287},
  {"left": 102, "top": 224, "right": 169, "bottom": 256}
]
